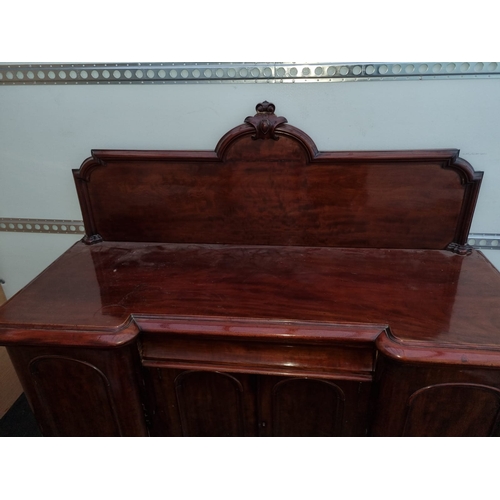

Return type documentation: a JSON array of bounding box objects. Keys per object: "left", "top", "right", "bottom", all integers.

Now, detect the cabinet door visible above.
[
  {"left": 257, "top": 376, "right": 372, "bottom": 437},
  {"left": 149, "top": 368, "right": 258, "bottom": 436},
  {"left": 371, "top": 357, "right": 500, "bottom": 436},
  {"left": 8, "top": 344, "right": 149, "bottom": 437},
  {"left": 148, "top": 369, "right": 372, "bottom": 437},
  {"left": 402, "top": 383, "right": 500, "bottom": 437}
]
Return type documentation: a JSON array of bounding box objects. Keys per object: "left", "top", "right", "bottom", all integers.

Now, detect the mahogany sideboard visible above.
[{"left": 2, "top": 101, "right": 500, "bottom": 437}]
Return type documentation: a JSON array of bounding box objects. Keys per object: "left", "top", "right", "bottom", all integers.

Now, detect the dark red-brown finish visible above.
[
  {"left": 73, "top": 102, "right": 481, "bottom": 251},
  {"left": 6, "top": 343, "right": 148, "bottom": 437},
  {"left": 0, "top": 101, "right": 498, "bottom": 436}
]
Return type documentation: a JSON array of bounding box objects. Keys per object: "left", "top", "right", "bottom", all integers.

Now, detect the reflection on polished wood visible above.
[
  {"left": 1, "top": 102, "right": 499, "bottom": 436},
  {"left": 0, "top": 284, "right": 23, "bottom": 418}
]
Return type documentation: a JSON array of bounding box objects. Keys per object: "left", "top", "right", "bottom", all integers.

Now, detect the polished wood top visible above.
[{"left": 1, "top": 241, "right": 499, "bottom": 350}]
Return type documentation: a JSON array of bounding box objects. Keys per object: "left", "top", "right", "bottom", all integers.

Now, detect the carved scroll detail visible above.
[
  {"left": 446, "top": 242, "right": 473, "bottom": 256},
  {"left": 244, "top": 101, "right": 288, "bottom": 140},
  {"left": 83, "top": 233, "right": 103, "bottom": 245}
]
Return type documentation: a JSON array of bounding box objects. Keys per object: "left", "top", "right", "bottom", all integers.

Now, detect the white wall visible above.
[{"left": 1, "top": 78, "right": 500, "bottom": 298}]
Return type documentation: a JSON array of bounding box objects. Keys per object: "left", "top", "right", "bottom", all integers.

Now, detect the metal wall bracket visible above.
[
  {"left": 1, "top": 62, "right": 499, "bottom": 85},
  {"left": 0, "top": 218, "right": 85, "bottom": 235}
]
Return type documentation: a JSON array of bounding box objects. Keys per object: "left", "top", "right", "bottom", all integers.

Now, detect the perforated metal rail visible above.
[
  {"left": 1, "top": 62, "right": 500, "bottom": 85},
  {"left": 0, "top": 218, "right": 84, "bottom": 235}
]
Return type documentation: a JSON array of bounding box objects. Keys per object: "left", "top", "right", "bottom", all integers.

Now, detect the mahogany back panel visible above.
[{"left": 74, "top": 102, "right": 482, "bottom": 251}]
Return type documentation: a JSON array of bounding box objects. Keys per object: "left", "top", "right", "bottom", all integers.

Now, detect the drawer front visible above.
[{"left": 141, "top": 332, "right": 376, "bottom": 381}]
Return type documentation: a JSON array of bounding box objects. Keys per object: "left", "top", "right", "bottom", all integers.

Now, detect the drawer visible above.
[{"left": 137, "top": 316, "right": 385, "bottom": 381}]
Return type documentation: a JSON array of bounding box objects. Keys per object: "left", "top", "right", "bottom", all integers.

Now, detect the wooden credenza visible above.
[{"left": 1, "top": 102, "right": 500, "bottom": 437}]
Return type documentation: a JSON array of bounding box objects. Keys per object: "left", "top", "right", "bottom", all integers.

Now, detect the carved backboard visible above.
[{"left": 73, "top": 101, "right": 482, "bottom": 252}]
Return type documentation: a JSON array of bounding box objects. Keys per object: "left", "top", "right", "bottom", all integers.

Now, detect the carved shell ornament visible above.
[{"left": 244, "top": 101, "right": 288, "bottom": 140}]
